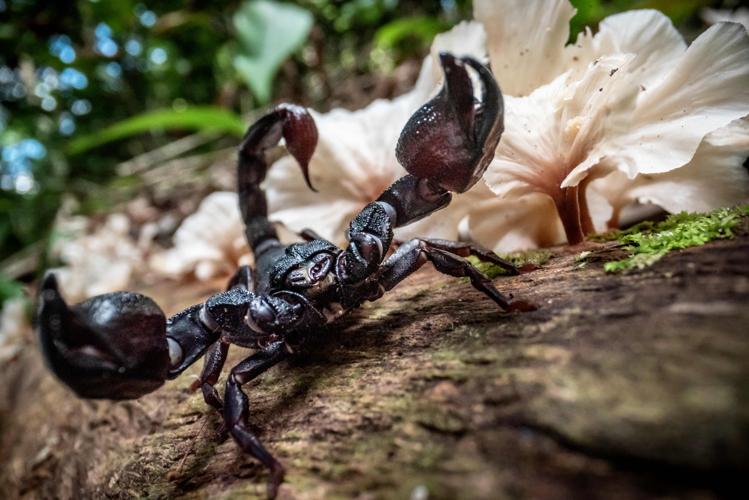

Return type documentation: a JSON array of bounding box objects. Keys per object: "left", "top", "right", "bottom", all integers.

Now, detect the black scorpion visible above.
[{"left": 36, "top": 53, "right": 531, "bottom": 497}]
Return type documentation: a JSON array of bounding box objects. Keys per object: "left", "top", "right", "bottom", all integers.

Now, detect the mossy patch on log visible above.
[{"left": 600, "top": 204, "right": 749, "bottom": 272}]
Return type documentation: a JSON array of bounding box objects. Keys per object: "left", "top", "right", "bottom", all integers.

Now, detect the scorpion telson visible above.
[{"left": 36, "top": 52, "right": 531, "bottom": 498}]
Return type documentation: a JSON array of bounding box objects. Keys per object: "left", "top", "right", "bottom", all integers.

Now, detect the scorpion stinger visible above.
[{"left": 35, "top": 52, "right": 534, "bottom": 499}]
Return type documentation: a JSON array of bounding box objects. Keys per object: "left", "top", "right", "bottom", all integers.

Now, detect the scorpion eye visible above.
[
  {"left": 285, "top": 253, "right": 334, "bottom": 289},
  {"left": 309, "top": 254, "right": 332, "bottom": 281}
]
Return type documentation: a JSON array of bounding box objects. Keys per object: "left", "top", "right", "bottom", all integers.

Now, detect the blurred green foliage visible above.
[
  {"left": 233, "top": 0, "right": 313, "bottom": 104},
  {"left": 68, "top": 106, "right": 246, "bottom": 155},
  {"left": 0, "top": 273, "right": 23, "bottom": 302},
  {"left": 374, "top": 15, "right": 450, "bottom": 54},
  {"left": 1, "top": 0, "right": 238, "bottom": 267},
  {"left": 569, "top": 0, "right": 715, "bottom": 37},
  {"left": 0, "top": 0, "right": 732, "bottom": 303}
]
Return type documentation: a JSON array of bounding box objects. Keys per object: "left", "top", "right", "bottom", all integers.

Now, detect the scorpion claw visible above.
[
  {"left": 36, "top": 273, "right": 170, "bottom": 399},
  {"left": 396, "top": 52, "right": 504, "bottom": 193}
]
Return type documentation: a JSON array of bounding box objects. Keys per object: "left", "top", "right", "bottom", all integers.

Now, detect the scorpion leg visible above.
[
  {"left": 378, "top": 239, "right": 515, "bottom": 310},
  {"left": 190, "top": 265, "right": 255, "bottom": 410},
  {"left": 224, "top": 341, "right": 289, "bottom": 499},
  {"left": 226, "top": 264, "right": 255, "bottom": 291},
  {"left": 416, "top": 238, "right": 518, "bottom": 275},
  {"left": 192, "top": 340, "right": 230, "bottom": 412}
]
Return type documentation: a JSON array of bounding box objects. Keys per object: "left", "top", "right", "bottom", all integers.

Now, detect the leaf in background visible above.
[
  {"left": 569, "top": 0, "right": 606, "bottom": 38},
  {"left": 640, "top": 0, "right": 714, "bottom": 25},
  {"left": 374, "top": 15, "right": 448, "bottom": 53},
  {"left": 233, "top": 0, "right": 313, "bottom": 104},
  {"left": 568, "top": 0, "right": 712, "bottom": 37},
  {"left": 335, "top": 0, "right": 398, "bottom": 32},
  {"left": 67, "top": 106, "right": 245, "bottom": 155}
]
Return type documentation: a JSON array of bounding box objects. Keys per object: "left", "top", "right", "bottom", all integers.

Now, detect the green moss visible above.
[
  {"left": 468, "top": 249, "right": 552, "bottom": 278},
  {"left": 603, "top": 205, "right": 749, "bottom": 273},
  {"left": 509, "top": 248, "right": 552, "bottom": 267}
]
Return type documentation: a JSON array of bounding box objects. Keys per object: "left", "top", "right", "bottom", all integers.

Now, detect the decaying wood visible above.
[{"left": 1, "top": 226, "right": 747, "bottom": 499}]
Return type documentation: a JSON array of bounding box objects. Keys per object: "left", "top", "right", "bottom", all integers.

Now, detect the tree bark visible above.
[{"left": 2, "top": 223, "right": 748, "bottom": 499}]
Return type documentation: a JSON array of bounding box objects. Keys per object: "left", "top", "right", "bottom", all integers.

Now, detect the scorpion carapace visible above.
[{"left": 36, "top": 53, "right": 528, "bottom": 498}]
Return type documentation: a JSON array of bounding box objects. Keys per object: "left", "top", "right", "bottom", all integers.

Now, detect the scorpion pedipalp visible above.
[
  {"left": 395, "top": 52, "right": 504, "bottom": 193},
  {"left": 36, "top": 273, "right": 171, "bottom": 399}
]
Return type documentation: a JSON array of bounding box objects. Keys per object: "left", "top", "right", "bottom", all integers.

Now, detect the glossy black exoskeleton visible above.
[{"left": 37, "top": 53, "right": 529, "bottom": 498}]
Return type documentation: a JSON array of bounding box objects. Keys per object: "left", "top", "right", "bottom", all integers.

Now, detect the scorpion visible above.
[{"left": 36, "top": 53, "right": 531, "bottom": 497}]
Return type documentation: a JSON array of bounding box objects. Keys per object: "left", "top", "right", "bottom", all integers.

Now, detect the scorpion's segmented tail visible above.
[{"left": 237, "top": 104, "right": 318, "bottom": 254}]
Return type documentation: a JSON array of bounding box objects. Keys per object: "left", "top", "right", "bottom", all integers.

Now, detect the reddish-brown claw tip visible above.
[
  {"left": 267, "top": 463, "right": 286, "bottom": 499},
  {"left": 518, "top": 263, "right": 541, "bottom": 274},
  {"left": 300, "top": 164, "right": 317, "bottom": 192},
  {"left": 507, "top": 300, "right": 538, "bottom": 312}
]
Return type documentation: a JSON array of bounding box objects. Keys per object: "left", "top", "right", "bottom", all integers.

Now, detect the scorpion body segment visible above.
[{"left": 36, "top": 54, "right": 526, "bottom": 498}]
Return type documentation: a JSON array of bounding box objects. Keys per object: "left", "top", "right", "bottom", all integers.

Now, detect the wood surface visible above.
[{"left": 2, "top": 225, "right": 747, "bottom": 499}]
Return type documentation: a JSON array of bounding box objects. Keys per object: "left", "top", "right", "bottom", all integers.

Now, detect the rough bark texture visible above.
[{"left": 2, "top": 225, "right": 748, "bottom": 500}]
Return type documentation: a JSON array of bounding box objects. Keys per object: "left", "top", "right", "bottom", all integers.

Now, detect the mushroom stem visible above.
[
  {"left": 607, "top": 208, "right": 621, "bottom": 230},
  {"left": 578, "top": 177, "right": 595, "bottom": 236},
  {"left": 554, "top": 185, "right": 585, "bottom": 245}
]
